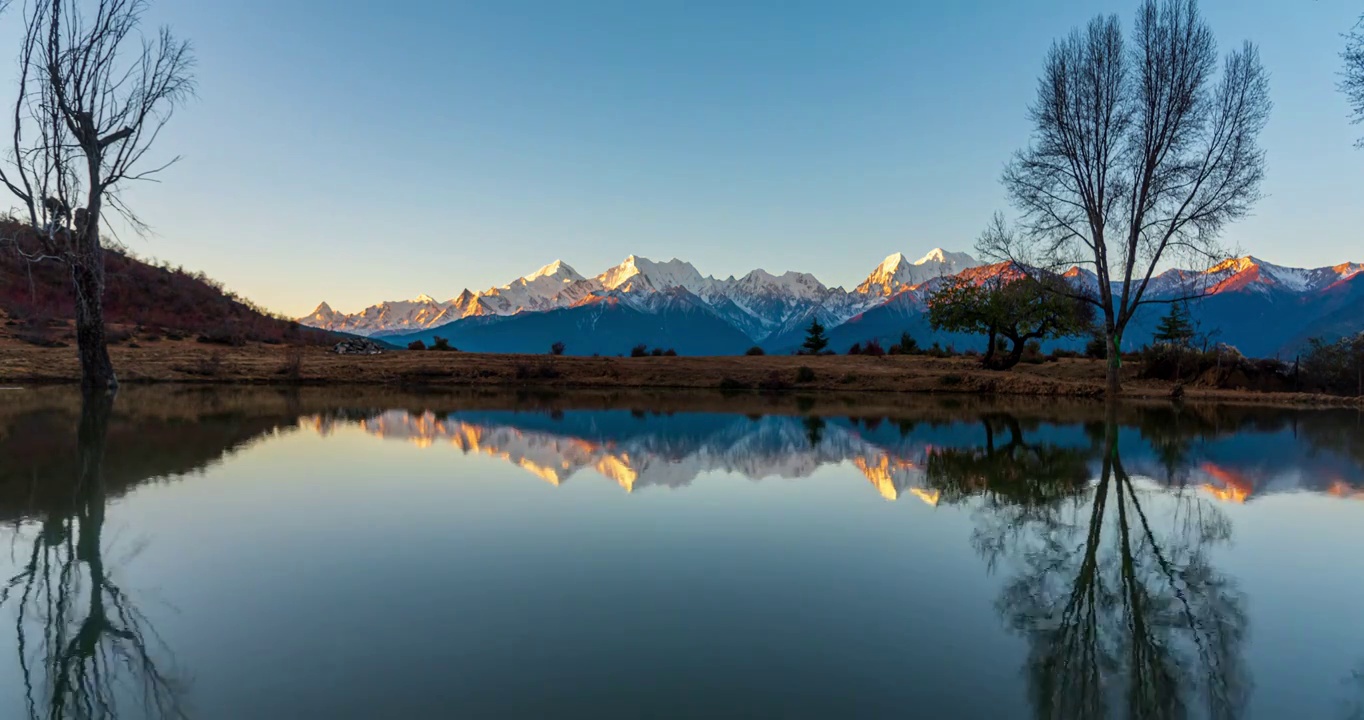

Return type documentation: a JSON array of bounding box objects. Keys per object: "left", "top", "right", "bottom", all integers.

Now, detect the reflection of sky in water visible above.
[{"left": 0, "top": 402, "right": 1362, "bottom": 719}]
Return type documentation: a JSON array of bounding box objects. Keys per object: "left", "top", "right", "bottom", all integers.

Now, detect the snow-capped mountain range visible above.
[
  {"left": 303, "top": 249, "right": 985, "bottom": 339},
  {"left": 301, "top": 250, "right": 1364, "bottom": 357}
]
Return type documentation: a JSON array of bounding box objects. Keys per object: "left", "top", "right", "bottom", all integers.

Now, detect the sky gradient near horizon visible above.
[{"left": 2, "top": 0, "right": 1363, "bottom": 317}]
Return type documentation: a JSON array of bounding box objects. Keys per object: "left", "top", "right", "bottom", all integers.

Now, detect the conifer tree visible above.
[
  {"left": 1153, "top": 303, "right": 1195, "bottom": 348},
  {"left": 802, "top": 319, "right": 829, "bottom": 355}
]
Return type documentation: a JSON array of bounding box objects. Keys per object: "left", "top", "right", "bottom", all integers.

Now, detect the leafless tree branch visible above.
[{"left": 982, "top": 0, "right": 1269, "bottom": 396}]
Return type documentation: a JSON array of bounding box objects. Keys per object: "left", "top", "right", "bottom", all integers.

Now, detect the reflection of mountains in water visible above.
[
  {"left": 314, "top": 410, "right": 937, "bottom": 501},
  {"left": 323, "top": 409, "right": 1364, "bottom": 504}
]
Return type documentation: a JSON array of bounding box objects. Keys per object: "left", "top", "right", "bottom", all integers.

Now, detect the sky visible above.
[{"left": 2, "top": 0, "right": 1362, "bottom": 317}]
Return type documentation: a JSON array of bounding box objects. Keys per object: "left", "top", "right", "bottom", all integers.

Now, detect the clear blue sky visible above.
[{"left": 5, "top": 0, "right": 1363, "bottom": 316}]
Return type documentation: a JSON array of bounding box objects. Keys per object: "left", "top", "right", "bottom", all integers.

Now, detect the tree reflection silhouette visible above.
[
  {"left": 929, "top": 411, "right": 1249, "bottom": 719},
  {"left": 2, "top": 395, "right": 186, "bottom": 719}
]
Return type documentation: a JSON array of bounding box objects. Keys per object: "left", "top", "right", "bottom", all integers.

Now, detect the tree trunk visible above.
[
  {"left": 1106, "top": 331, "right": 1123, "bottom": 398},
  {"left": 991, "top": 337, "right": 1025, "bottom": 371},
  {"left": 983, "top": 325, "right": 998, "bottom": 367},
  {"left": 71, "top": 210, "right": 117, "bottom": 396}
]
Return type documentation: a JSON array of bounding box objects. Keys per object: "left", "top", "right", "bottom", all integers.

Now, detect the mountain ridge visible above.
[
  {"left": 300, "top": 251, "right": 1364, "bottom": 357},
  {"left": 304, "top": 248, "right": 981, "bottom": 340}
]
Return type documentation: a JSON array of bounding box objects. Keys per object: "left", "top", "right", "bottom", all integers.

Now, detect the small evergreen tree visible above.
[
  {"left": 1153, "top": 303, "right": 1195, "bottom": 348},
  {"left": 892, "top": 331, "right": 918, "bottom": 355},
  {"left": 802, "top": 319, "right": 829, "bottom": 355}
]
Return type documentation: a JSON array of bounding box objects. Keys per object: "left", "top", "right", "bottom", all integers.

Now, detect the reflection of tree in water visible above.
[
  {"left": 803, "top": 416, "right": 826, "bottom": 448},
  {"left": 928, "top": 412, "right": 1249, "bottom": 719},
  {"left": 1, "top": 396, "right": 186, "bottom": 719},
  {"left": 925, "top": 414, "right": 1091, "bottom": 572},
  {"left": 1341, "top": 661, "right": 1364, "bottom": 720}
]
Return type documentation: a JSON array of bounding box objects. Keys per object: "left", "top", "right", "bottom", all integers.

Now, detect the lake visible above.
[{"left": 1, "top": 386, "right": 1361, "bottom": 719}]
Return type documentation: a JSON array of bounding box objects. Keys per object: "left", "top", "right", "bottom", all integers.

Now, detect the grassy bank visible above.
[{"left": 2, "top": 337, "right": 1360, "bottom": 408}]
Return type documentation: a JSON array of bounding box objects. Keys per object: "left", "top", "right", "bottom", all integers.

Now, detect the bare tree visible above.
[
  {"left": 0, "top": 0, "right": 194, "bottom": 394},
  {"left": 2, "top": 396, "right": 187, "bottom": 719},
  {"left": 980, "top": 0, "right": 1270, "bottom": 397},
  {"left": 1345, "top": 15, "right": 1364, "bottom": 147},
  {"left": 944, "top": 413, "right": 1249, "bottom": 718}
]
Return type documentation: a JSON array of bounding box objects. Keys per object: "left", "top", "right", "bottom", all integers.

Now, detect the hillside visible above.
[{"left": 0, "top": 221, "right": 334, "bottom": 347}]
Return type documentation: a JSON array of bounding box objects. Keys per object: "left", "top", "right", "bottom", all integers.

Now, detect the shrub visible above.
[
  {"left": 651, "top": 347, "right": 664, "bottom": 357},
  {"left": 758, "top": 371, "right": 793, "bottom": 391},
  {"left": 662, "top": 348, "right": 677, "bottom": 356},
  {"left": 1051, "top": 348, "right": 1081, "bottom": 359},
  {"left": 1300, "top": 334, "right": 1364, "bottom": 395},
  {"left": 1135, "top": 343, "right": 1293, "bottom": 392},
  {"left": 1021, "top": 341, "right": 1046, "bottom": 364},
  {"left": 106, "top": 327, "right": 133, "bottom": 344},
  {"left": 848, "top": 342, "right": 863, "bottom": 355},
  {"left": 279, "top": 346, "right": 304, "bottom": 381},
  {"left": 630, "top": 344, "right": 649, "bottom": 358},
  {"left": 407, "top": 340, "right": 426, "bottom": 351},
  {"left": 795, "top": 366, "right": 816, "bottom": 383},
  {"left": 176, "top": 350, "right": 224, "bottom": 377},
  {"left": 1137, "top": 343, "right": 1194, "bottom": 381},
  {"left": 550, "top": 341, "right": 566, "bottom": 356},
  {"left": 18, "top": 332, "right": 67, "bottom": 348},
  {"left": 514, "top": 362, "right": 563, "bottom": 380},
  {"left": 430, "top": 336, "right": 454, "bottom": 351},
  {"left": 745, "top": 346, "right": 765, "bottom": 356},
  {"left": 197, "top": 327, "right": 246, "bottom": 347},
  {"left": 718, "top": 377, "right": 750, "bottom": 391},
  {"left": 1084, "top": 334, "right": 1107, "bottom": 359},
  {"left": 863, "top": 339, "right": 886, "bottom": 357}
]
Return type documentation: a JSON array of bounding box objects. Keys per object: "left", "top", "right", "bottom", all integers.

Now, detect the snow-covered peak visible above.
[
  {"left": 1209, "top": 257, "right": 1260, "bottom": 275},
  {"left": 523, "top": 260, "right": 582, "bottom": 283},
  {"left": 597, "top": 255, "right": 709, "bottom": 293},
  {"left": 856, "top": 249, "right": 981, "bottom": 296},
  {"left": 730, "top": 268, "right": 828, "bottom": 298},
  {"left": 916, "top": 248, "right": 977, "bottom": 268},
  {"left": 876, "top": 252, "right": 910, "bottom": 274}
]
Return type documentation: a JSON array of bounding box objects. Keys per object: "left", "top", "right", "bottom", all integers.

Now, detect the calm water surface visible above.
[{"left": 1, "top": 387, "right": 1362, "bottom": 719}]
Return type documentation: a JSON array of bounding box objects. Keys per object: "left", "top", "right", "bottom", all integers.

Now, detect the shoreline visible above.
[{"left": 2, "top": 341, "right": 1360, "bottom": 409}]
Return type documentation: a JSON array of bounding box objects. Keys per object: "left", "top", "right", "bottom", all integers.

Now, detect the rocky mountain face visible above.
[{"left": 300, "top": 252, "right": 1364, "bottom": 357}]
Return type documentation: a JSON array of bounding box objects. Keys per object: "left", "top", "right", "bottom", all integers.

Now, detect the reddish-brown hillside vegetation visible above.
[{"left": 0, "top": 220, "right": 333, "bottom": 346}]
